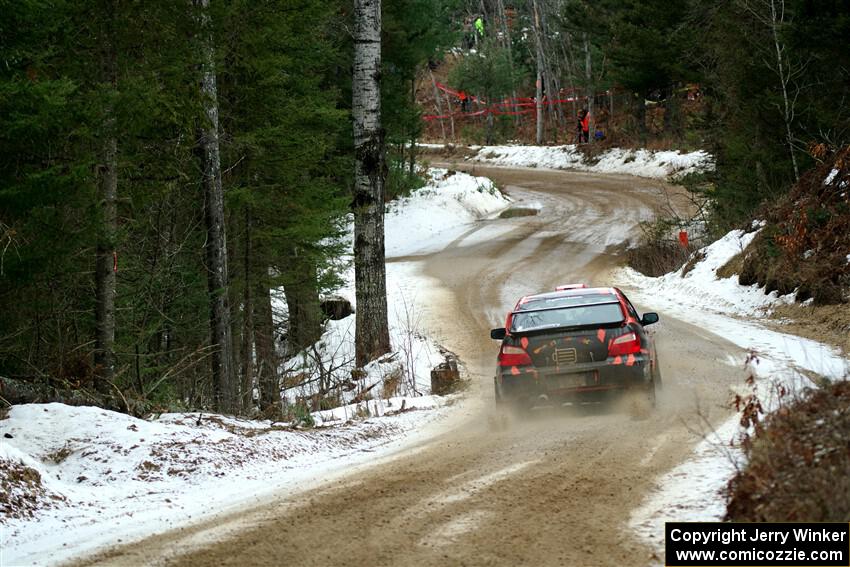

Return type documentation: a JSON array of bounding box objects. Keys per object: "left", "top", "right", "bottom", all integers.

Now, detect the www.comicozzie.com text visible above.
[{"left": 669, "top": 527, "right": 848, "bottom": 547}]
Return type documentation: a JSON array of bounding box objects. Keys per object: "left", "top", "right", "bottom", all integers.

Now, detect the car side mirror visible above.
[
  {"left": 641, "top": 312, "right": 659, "bottom": 326},
  {"left": 490, "top": 327, "right": 506, "bottom": 340}
]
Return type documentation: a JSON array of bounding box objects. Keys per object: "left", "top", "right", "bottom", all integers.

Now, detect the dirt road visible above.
[{"left": 77, "top": 166, "right": 747, "bottom": 566}]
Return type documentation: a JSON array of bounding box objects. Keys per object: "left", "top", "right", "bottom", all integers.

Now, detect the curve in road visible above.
[{"left": 76, "top": 165, "right": 747, "bottom": 567}]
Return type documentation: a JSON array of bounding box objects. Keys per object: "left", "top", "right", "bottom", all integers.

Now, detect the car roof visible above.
[
  {"left": 516, "top": 286, "right": 620, "bottom": 307},
  {"left": 522, "top": 286, "right": 618, "bottom": 301}
]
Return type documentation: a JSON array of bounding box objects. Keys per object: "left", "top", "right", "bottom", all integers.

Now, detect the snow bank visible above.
[
  {"left": 385, "top": 168, "right": 511, "bottom": 256},
  {"left": 281, "top": 267, "right": 445, "bottom": 409},
  {"left": 474, "top": 145, "right": 585, "bottom": 171},
  {"left": 617, "top": 226, "right": 848, "bottom": 378},
  {"left": 426, "top": 144, "right": 714, "bottom": 180},
  {"left": 0, "top": 399, "right": 454, "bottom": 565},
  {"left": 280, "top": 169, "right": 510, "bottom": 406},
  {"left": 620, "top": 227, "right": 850, "bottom": 556},
  {"left": 623, "top": 227, "right": 795, "bottom": 318}
]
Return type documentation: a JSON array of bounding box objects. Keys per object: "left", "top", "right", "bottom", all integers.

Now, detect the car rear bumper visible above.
[{"left": 496, "top": 356, "right": 653, "bottom": 402}]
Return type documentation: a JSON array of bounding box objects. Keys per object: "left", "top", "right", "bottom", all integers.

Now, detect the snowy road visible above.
[{"left": 73, "top": 166, "right": 749, "bottom": 567}]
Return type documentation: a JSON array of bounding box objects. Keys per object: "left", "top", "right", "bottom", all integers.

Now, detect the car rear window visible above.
[
  {"left": 517, "top": 292, "right": 618, "bottom": 311},
  {"left": 510, "top": 302, "right": 624, "bottom": 333}
]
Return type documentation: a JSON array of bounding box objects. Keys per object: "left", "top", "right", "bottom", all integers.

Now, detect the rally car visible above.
[{"left": 490, "top": 284, "right": 661, "bottom": 411}]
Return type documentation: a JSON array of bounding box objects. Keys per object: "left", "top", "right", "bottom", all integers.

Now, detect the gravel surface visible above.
[{"left": 73, "top": 165, "right": 748, "bottom": 567}]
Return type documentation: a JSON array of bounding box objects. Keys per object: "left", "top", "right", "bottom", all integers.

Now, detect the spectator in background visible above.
[
  {"left": 581, "top": 110, "right": 590, "bottom": 142},
  {"left": 576, "top": 109, "right": 589, "bottom": 143},
  {"left": 474, "top": 16, "right": 485, "bottom": 47},
  {"left": 459, "top": 91, "right": 470, "bottom": 112}
]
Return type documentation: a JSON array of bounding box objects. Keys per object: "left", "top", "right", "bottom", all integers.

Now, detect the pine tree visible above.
[
  {"left": 605, "top": 0, "right": 689, "bottom": 142},
  {"left": 688, "top": 0, "right": 849, "bottom": 227},
  {"left": 192, "top": 0, "right": 238, "bottom": 414},
  {"left": 382, "top": 0, "right": 456, "bottom": 170},
  {"left": 216, "top": 0, "right": 349, "bottom": 407},
  {"left": 0, "top": 1, "right": 89, "bottom": 384},
  {"left": 0, "top": 0, "right": 213, "bottom": 410}
]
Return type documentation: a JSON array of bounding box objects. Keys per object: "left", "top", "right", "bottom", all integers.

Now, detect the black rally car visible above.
[{"left": 490, "top": 284, "right": 661, "bottom": 410}]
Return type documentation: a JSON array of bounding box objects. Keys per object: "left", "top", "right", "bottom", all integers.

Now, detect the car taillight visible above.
[
  {"left": 498, "top": 344, "right": 532, "bottom": 366},
  {"left": 608, "top": 332, "right": 641, "bottom": 356}
]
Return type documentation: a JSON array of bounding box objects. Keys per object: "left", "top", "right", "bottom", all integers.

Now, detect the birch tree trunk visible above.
[
  {"left": 353, "top": 0, "right": 390, "bottom": 368},
  {"left": 543, "top": 49, "right": 560, "bottom": 138},
  {"left": 194, "top": 0, "right": 237, "bottom": 413},
  {"left": 485, "top": 101, "right": 495, "bottom": 144},
  {"left": 495, "top": 0, "right": 522, "bottom": 128},
  {"left": 409, "top": 78, "right": 416, "bottom": 174},
  {"left": 742, "top": 0, "right": 800, "bottom": 180},
  {"left": 94, "top": 11, "right": 117, "bottom": 391},
  {"left": 768, "top": 0, "right": 799, "bottom": 180},
  {"left": 532, "top": 0, "right": 545, "bottom": 144},
  {"left": 562, "top": 32, "right": 579, "bottom": 121},
  {"left": 445, "top": 88, "right": 455, "bottom": 140},
  {"left": 636, "top": 90, "right": 648, "bottom": 144},
  {"left": 583, "top": 33, "right": 594, "bottom": 141},
  {"left": 548, "top": 44, "right": 566, "bottom": 136},
  {"left": 538, "top": 5, "right": 562, "bottom": 136}
]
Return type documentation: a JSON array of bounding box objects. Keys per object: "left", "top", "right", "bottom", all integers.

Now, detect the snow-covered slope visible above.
[
  {"left": 0, "top": 400, "right": 450, "bottom": 565},
  {"left": 619, "top": 226, "right": 850, "bottom": 554},
  {"left": 617, "top": 226, "right": 848, "bottom": 379},
  {"left": 422, "top": 143, "right": 714, "bottom": 180},
  {"left": 385, "top": 168, "right": 510, "bottom": 256},
  {"left": 623, "top": 225, "right": 792, "bottom": 317}
]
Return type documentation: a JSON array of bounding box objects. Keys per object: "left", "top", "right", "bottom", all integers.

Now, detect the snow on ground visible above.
[
  {"left": 10, "top": 158, "right": 844, "bottom": 563},
  {"left": 279, "top": 262, "right": 451, "bottom": 408},
  {"left": 824, "top": 168, "right": 839, "bottom": 186},
  {"left": 627, "top": 226, "right": 794, "bottom": 318},
  {"left": 617, "top": 225, "right": 849, "bottom": 377},
  {"left": 280, "top": 169, "right": 510, "bottom": 406},
  {"left": 0, "top": 168, "right": 509, "bottom": 566},
  {"left": 630, "top": 352, "right": 811, "bottom": 556},
  {"left": 422, "top": 143, "right": 714, "bottom": 180},
  {"left": 619, "top": 226, "right": 850, "bottom": 556},
  {"left": 385, "top": 168, "right": 510, "bottom": 256},
  {"left": 0, "top": 400, "right": 454, "bottom": 566}
]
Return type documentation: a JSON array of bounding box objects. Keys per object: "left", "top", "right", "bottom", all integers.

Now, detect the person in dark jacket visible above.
[
  {"left": 459, "top": 91, "right": 470, "bottom": 112},
  {"left": 576, "top": 109, "right": 589, "bottom": 143}
]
